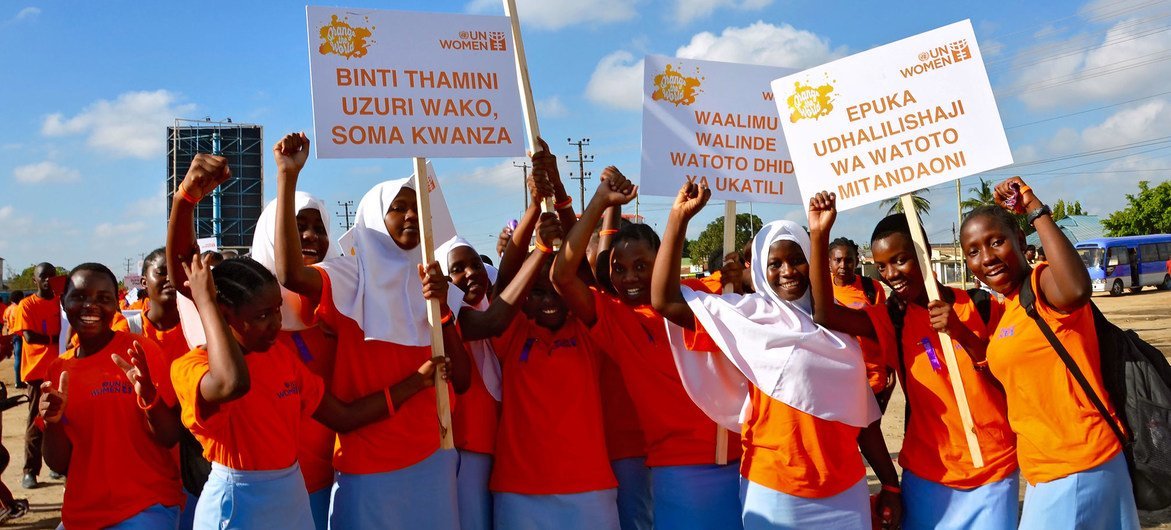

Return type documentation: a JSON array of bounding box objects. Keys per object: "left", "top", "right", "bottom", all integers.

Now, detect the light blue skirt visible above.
[
  {"left": 612, "top": 457, "right": 653, "bottom": 530},
  {"left": 651, "top": 463, "right": 742, "bottom": 530},
  {"left": 495, "top": 489, "right": 620, "bottom": 530},
  {"left": 740, "top": 477, "right": 869, "bottom": 530},
  {"left": 1019, "top": 452, "right": 1140, "bottom": 530},
  {"left": 329, "top": 449, "right": 459, "bottom": 530},
  {"left": 308, "top": 486, "right": 331, "bottom": 530},
  {"left": 901, "top": 468, "right": 1019, "bottom": 530},
  {"left": 196, "top": 462, "right": 312, "bottom": 530},
  {"left": 58, "top": 503, "right": 180, "bottom": 530},
  {"left": 457, "top": 449, "right": 494, "bottom": 530}
]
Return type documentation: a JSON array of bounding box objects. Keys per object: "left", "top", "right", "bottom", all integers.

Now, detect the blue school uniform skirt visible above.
[
  {"left": 740, "top": 477, "right": 869, "bottom": 530},
  {"left": 1018, "top": 452, "right": 1139, "bottom": 530},
  {"left": 651, "top": 463, "right": 743, "bottom": 530},
  {"left": 195, "top": 462, "right": 312, "bottom": 530},
  {"left": 901, "top": 468, "right": 1019, "bottom": 530},
  {"left": 307, "top": 486, "right": 331, "bottom": 530},
  {"left": 612, "top": 457, "right": 654, "bottom": 530},
  {"left": 329, "top": 448, "right": 459, "bottom": 530},
  {"left": 58, "top": 503, "right": 180, "bottom": 530},
  {"left": 457, "top": 449, "right": 494, "bottom": 530},
  {"left": 495, "top": 489, "right": 621, "bottom": 530}
]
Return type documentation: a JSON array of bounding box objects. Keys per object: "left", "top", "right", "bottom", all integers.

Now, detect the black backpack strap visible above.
[
  {"left": 862, "top": 276, "right": 877, "bottom": 306},
  {"left": 967, "top": 288, "right": 992, "bottom": 325},
  {"left": 1018, "top": 278, "right": 1128, "bottom": 447}
]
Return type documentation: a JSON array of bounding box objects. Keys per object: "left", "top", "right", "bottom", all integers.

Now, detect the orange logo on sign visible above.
[
  {"left": 786, "top": 81, "right": 835, "bottom": 123},
  {"left": 652, "top": 64, "right": 703, "bottom": 107},
  {"left": 319, "top": 14, "right": 374, "bottom": 59}
]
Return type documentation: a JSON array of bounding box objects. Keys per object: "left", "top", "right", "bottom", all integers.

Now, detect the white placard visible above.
[
  {"left": 307, "top": 7, "right": 526, "bottom": 159},
  {"left": 641, "top": 55, "right": 800, "bottom": 203},
  {"left": 122, "top": 274, "right": 143, "bottom": 289},
  {"left": 196, "top": 237, "right": 218, "bottom": 254},
  {"left": 771, "top": 20, "right": 1012, "bottom": 211}
]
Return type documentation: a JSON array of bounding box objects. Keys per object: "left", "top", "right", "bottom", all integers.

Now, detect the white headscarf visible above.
[
  {"left": 436, "top": 235, "right": 503, "bottom": 401},
  {"left": 667, "top": 220, "right": 879, "bottom": 430},
  {"left": 316, "top": 172, "right": 463, "bottom": 346}
]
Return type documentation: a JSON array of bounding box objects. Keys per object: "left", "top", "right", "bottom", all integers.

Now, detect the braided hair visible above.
[{"left": 211, "top": 258, "right": 278, "bottom": 310}]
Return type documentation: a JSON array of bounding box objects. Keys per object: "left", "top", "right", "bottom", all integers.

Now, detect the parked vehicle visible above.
[{"left": 1075, "top": 234, "right": 1171, "bottom": 296}]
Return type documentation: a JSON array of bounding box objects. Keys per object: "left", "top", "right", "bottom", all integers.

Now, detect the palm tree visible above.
[
  {"left": 880, "top": 189, "right": 931, "bottom": 217},
  {"left": 960, "top": 177, "right": 995, "bottom": 213}
]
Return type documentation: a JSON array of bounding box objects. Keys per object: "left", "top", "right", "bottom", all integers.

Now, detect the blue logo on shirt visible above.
[
  {"left": 276, "top": 381, "right": 302, "bottom": 399},
  {"left": 90, "top": 380, "right": 133, "bottom": 397},
  {"left": 996, "top": 326, "right": 1015, "bottom": 339}
]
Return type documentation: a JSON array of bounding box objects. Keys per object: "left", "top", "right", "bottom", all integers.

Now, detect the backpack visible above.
[{"left": 1019, "top": 279, "right": 1171, "bottom": 511}]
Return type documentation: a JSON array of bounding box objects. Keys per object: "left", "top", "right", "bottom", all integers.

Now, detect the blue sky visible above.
[{"left": 2, "top": 0, "right": 1169, "bottom": 277}]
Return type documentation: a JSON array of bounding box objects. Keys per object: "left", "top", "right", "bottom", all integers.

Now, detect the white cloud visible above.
[
  {"left": 451, "top": 159, "right": 526, "bottom": 189},
  {"left": 584, "top": 51, "right": 645, "bottom": 111},
  {"left": 128, "top": 191, "right": 167, "bottom": 218},
  {"left": 536, "top": 96, "right": 570, "bottom": 118},
  {"left": 1006, "top": 17, "right": 1171, "bottom": 110},
  {"left": 95, "top": 221, "right": 146, "bottom": 238},
  {"left": 671, "top": 0, "right": 772, "bottom": 25},
  {"left": 13, "top": 161, "right": 80, "bottom": 184},
  {"left": 675, "top": 21, "right": 845, "bottom": 68},
  {"left": 42, "top": 90, "right": 197, "bottom": 159},
  {"left": 7, "top": 7, "right": 40, "bottom": 23},
  {"left": 0, "top": 206, "right": 13, "bottom": 221},
  {"left": 465, "top": 0, "right": 637, "bottom": 30}
]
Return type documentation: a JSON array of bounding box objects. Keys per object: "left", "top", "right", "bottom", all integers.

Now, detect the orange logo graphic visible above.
[
  {"left": 786, "top": 81, "right": 835, "bottom": 123},
  {"left": 651, "top": 64, "right": 703, "bottom": 107},
  {"left": 319, "top": 14, "right": 374, "bottom": 59}
]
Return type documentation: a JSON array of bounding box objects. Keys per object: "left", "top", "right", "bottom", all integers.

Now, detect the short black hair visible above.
[
  {"left": 1025, "top": 244, "right": 1036, "bottom": 252},
  {"left": 64, "top": 262, "right": 118, "bottom": 297},
  {"left": 212, "top": 257, "right": 278, "bottom": 310},
  {"left": 142, "top": 247, "right": 166, "bottom": 275},
  {"left": 829, "top": 237, "right": 859, "bottom": 257},
  {"left": 870, "top": 214, "right": 929, "bottom": 252},
  {"left": 9, "top": 290, "right": 24, "bottom": 304},
  {"left": 612, "top": 223, "right": 660, "bottom": 253},
  {"left": 961, "top": 205, "right": 1022, "bottom": 239},
  {"left": 479, "top": 254, "right": 494, "bottom": 266}
]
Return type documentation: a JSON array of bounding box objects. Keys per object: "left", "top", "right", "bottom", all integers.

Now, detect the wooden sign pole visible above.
[
  {"left": 715, "top": 200, "right": 737, "bottom": 466},
  {"left": 901, "top": 194, "right": 984, "bottom": 467},
  {"left": 503, "top": 0, "right": 556, "bottom": 214},
  {"left": 415, "top": 156, "right": 454, "bottom": 450}
]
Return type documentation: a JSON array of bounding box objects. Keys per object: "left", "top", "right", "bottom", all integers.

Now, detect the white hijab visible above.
[
  {"left": 436, "top": 235, "right": 503, "bottom": 401},
  {"left": 666, "top": 220, "right": 879, "bottom": 430},
  {"left": 317, "top": 172, "right": 463, "bottom": 346}
]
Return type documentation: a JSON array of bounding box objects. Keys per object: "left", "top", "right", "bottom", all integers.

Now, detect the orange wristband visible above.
[
  {"left": 178, "top": 186, "right": 200, "bottom": 205},
  {"left": 881, "top": 484, "right": 901, "bottom": 494},
  {"left": 599, "top": 229, "right": 618, "bottom": 236},
  {"left": 554, "top": 197, "right": 573, "bottom": 210},
  {"left": 137, "top": 392, "right": 160, "bottom": 411},
  {"left": 383, "top": 387, "right": 396, "bottom": 416},
  {"left": 534, "top": 240, "right": 553, "bottom": 254},
  {"left": 440, "top": 309, "right": 454, "bottom": 326}
]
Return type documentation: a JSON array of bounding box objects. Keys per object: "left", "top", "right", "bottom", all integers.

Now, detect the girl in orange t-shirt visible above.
[
  {"left": 39, "top": 262, "right": 185, "bottom": 529},
  {"left": 960, "top": 177, "right": 1138, "bottom": 530},
  {"left": 651, "top": 182, "right": 893, "bottom": 530},
  {"left": 809, "top": 193, "right": 1020, "bottom": 530},
  {"left": 552, "top": 168, "right": 742, "bottom": 530}
]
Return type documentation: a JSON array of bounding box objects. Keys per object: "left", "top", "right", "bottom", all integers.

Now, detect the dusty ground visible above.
[{"left": 1, "top": 288, "right": 1168, "bottom": 528}]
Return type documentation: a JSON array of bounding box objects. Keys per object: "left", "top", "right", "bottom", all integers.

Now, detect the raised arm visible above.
[
  {"left": 167, "top": 154, "right": 231, "bottom": 299},
  {"left": 808, "top": 192, "right": 876, "bottom": 338},
  {"left": 273, "top": 132, "right": 323, "bottom": 302},
  {"left": 461, "top": 213, "right": 563, "bottom": 340},
  {"left": 552, "top": 167, "right": 637, "bottom": 327},
  {"left": 651, "top": 182, "right": 710, "bottom": 329},
  {"left": 494, "top": 170, "right": 550, "bottom": 295},
  {"left": 184, "top": 254, "right": 250, "bottom": 405},
  {"left": 996, "top": 177, "right": 1090, "bottom": 312},
  {"left": 532, "top": 137, "right": 576, "bottom": 233}
]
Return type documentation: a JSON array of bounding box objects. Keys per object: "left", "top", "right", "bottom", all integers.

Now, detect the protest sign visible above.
[
  {"left": 771, "top": 19, "right": 1011, "bottom": 211},
  {"left": 122, "top": 274, "right": 143, "bottom": 289},
  {"left": 641, "top": 55, "right": 800, "bottom": 203},
  {"left": 307, "top": 7, "right": 526, "bottom": 159},
  {"left": 196, "top": 237, "right": 218, "bottom": 254}
]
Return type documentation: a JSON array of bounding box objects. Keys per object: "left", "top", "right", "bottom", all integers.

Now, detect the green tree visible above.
[
  {"left": 1102, "top": 180, "right": 1171, "bottom": 236},
  {"left": 960, "top": 178, "right": 996, "bottom": 213},
  {"left": 4, "top": 264, "right": 68, "bottom": 291},
  {"left": 1051, "top": 199, "right": 1086, "bottom": 222},
  {"left": 879, "top": 190, "right": 931, "bottom": 217},
  {"left": 687, "top": 213, "right": 764, "bottom": 269}
]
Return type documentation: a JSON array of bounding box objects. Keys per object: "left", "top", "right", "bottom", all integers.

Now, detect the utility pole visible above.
[
  {"left": 565, "top": 138, "right": 594, "bottom": 212},
  {"left": 124, "top": 257, "right": 134, "bottom": 275},
  {"left": 513, "top": 160, "right": 531, "bottom": 210},
  {"left": 337, "top": 200, "right": 355, "bottom": 231}
]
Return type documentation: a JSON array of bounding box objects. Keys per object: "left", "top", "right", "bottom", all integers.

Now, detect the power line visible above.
[
  {"left": 1004, "top": 89, "right": 1171, "bottom": 129},
  {"left": 565, "top": 138, "right": 595, "bottom": 212},
  {"left": 336, "top": 200, "right": 355, "bottom": 231}
]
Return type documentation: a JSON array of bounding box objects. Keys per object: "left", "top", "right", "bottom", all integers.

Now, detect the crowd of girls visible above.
[{"left": 11, "top": 129, "right": 1140, "bottom": 529}]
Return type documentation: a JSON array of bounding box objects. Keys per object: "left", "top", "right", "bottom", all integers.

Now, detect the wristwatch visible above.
[{"left": 1026, "top": 204, "right": 1051, "bottom": 226}]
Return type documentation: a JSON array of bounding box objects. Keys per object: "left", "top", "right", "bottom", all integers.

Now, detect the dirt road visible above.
[{"left": 2, "top": 289, "right": 1169, "bottom": 528}]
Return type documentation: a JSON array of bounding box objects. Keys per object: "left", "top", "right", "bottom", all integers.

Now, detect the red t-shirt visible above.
[
  {"left": 14, "top": 293, "right": 61, "bottom": 381},
  {"left": 489, "top": 316, "right": 616, "bottom": 494},
  {"left": 591, "top": 290, "right": 740, "bottom": 467},
  {"left": 283, "top": 326, "right": 339, "bottom": 493},
  {"left": 48, "top": 331, "right": 184, "bottom": 529},
  {"left": 453, "top": 338, "right": 501, "bottom": 456},
  {"left": 598, "top": 352, "right": 647, "bottom": 461},
  {"left": 171, "top": 337, "right": 325, "bottom": 471}
]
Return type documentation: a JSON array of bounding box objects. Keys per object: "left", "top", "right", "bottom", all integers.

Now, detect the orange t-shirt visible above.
[
  {"left": 2, "top": 304, "right": 17, "bottom": 335},
  {"left": 682, "top": 271, "right": 723, "bottom": 295},
  {"left": 140, "top": 312, "right": 190, "bottom": 364},
  {"left": 171, "top": 337, "right": 325, "bottom": 471},
  {"left": 833, "top": 276, "right": 890, "bottom": 393},
  {"left": 591, "top": 291, "right": 740, "bottom": 467},
  {"left": 864, "top": 289, "right": 1018, "bottom": 488},
  {"left": 598, "top": 352, "right": 647, "bottom": 461},
  {"left": 453, "top": 339, "right": 501, "bottom": 456},
  {"left": 686, "top": 320, "right": 864, "bottom": 498},
  {"left": 284, "top": 326, "right": 339, "bottom": 493},
  {"left": 988, "top": 264, "right": 1122, "bottom": 484},
  {"left": 310, "top": 267, "right": 442, "bottom": 475},
  {"left": 14, "top": 293, "right": 61, "bottom": 381},
  {"left": 489, "top": 316, "right": 616, "bottom": 494},
  {"left": 47, "top": 331, "right": 183, "bottom": 529}
]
